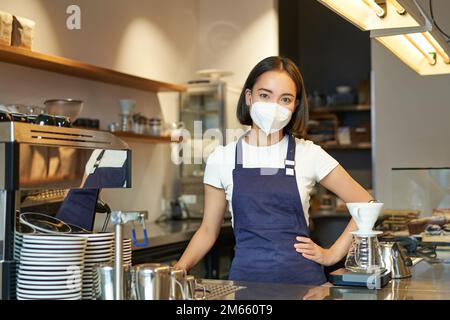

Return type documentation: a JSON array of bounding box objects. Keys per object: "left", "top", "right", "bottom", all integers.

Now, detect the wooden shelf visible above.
[
  {"left": 112, "top": 131, "right": 182, "bottom": 143},
  {"left": 321, "top": 142, "right": 372, "bottom": 150},
  {"left": 0, "top": 45, "right": 186, "bottom": 92},
  {"left": 310, "top": 105, "right": 371, "bottom": 114}
]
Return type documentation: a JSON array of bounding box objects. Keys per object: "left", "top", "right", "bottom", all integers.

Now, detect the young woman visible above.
[{"left": 175, "top": 56, "right": 374, "bottom": 285}]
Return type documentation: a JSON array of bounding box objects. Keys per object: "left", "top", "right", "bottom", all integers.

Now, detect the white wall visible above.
[
  {"left": 197, "top": 0, "right": 279, "bottom": 87},
  {"left": 0, "top": 0, "right": 278, "bottom": 221},
  {"left": 372, "top": 0, "right": 450, "bottom": 210}
]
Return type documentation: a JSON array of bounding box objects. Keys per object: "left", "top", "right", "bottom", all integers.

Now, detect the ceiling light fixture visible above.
[
  {"left": 318, "top": 0, "right": 450, "bottom": 75},
  {"left": 372, "top": 0, "right": 450, "bottom": 75},
  {"left": 317, "top": 0, "right": 425, "bottom": 31}
]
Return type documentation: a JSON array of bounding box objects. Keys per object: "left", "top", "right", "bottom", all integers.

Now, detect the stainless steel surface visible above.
[
  {"left": 0, "top": 122, "right": 130, "bottom": 190},
  {"left": 135, "top": 263, "right": 170, "bottom": 300},
  {"left": 198, "top": 261, "right": 450, "bottom": 300},
  {"left": 95, "top": 263, "right": 133, "bottom": 300},
  {"left": 196, "top": 281, "right": 245, "bottom": 300},
  {"left": 96, "top": 264, "right": 114, "bottom": 300},
  {"left": 0, "top": 262, "right": 2, "bottom": 300},
  {"left": 0, "top": 190, "right": 5, "bottom": 261},
  {"left": 184, "top": 275, "right": 196, "bottom": 300},
  {"left": 18, "top": 145, "right": 130, "bottom": 190},
  {"left": 0, "top": 144, "right": 4, "bottom": 189},
  {"left": 169, "top": 267, "right": 186, "bottom": 300},
  {"left": 111, "top": 211, "right": 146, "bottom": 300},
  {"left": 114, "top": 223, "right": 123, "bottom": 300},
  {"left": 44, "top": 99, "right": 84, "bottom": 122},
  {"left": 380, "top": 241, "right": 412, "bottom": 279},
  {"left": 0, "top": 122, "right": 127, "bottom": 148}
]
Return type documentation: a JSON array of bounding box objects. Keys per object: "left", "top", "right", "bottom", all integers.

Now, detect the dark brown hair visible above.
[{"left": 236, "top": 56, "right": 309, "bottom": 138}]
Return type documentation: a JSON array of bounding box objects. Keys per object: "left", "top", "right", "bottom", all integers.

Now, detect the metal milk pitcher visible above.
[
  {"left": 95, "top": 263, "right": 134, "bottom": 300},
  {"left": 380, "top": 241, "right": 412, "bottom": 279},
  {"left": 135, "top": 263, "right": 171, "bottom": 300},
  {"left": 169, "top": 267, "right": 187, "bottom": 300}
]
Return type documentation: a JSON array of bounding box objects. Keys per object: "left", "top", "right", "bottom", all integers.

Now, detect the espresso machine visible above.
[{"left": 0, "top": 121, "right": 131, "bottom": 299}]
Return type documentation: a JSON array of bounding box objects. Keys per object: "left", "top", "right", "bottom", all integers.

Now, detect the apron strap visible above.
[
  {"left": 284, "top": 135, "right": 296, "bottom": 176},
  {"left": 234, "top": 136, "right": 245, "bottom": 169},
  {"left": 234, "top": 133, "right": 297, "bottom": 171}
]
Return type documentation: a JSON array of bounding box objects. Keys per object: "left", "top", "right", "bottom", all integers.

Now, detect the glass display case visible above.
[
  {"left": 180, "top": 82, "right": 226, "bottom": 178},
  {"left": 391, "top": 167, "right": 450, "bottom": 217},
  {"left": 179, "top": 80, "right": 241, "bottom": 217}
]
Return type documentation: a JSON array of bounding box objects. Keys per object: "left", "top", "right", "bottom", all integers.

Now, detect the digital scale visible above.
[{"left": 329, "top": 268, "right": 391, "bottom": 289}]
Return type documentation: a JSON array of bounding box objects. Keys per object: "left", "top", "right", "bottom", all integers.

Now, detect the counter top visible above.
[
  {"left": 198, "top": 260, "right": 450, "bottom": 300},
  {"left": 309, "top": 209, "right": 350, "bottom": 219},
  {"left": 116, "top": 218, "right": 232, "bottom": 249}
]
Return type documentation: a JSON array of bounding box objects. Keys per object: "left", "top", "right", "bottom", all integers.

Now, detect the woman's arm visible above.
[
  {"left": 174, "top": 184, "right": 227, "bottom": 272},
  {"left": 294, "top": 165, "right": 374, "bottom": 266}
]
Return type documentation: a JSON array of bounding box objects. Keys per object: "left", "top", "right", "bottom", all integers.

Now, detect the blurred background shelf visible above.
[
  {"left": 310, "top": 105, "right": 371, "bottom": 114},
  {"left": 112, "top": 132, "right": 182, "bottom": 143},
  {"left": 0, "top": 45, "right": 186, "bottom": 92},
  {"left": 321, "top": 142, "right": 372, "bottom": 150}
]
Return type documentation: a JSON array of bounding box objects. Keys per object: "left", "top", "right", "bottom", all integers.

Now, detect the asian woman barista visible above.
[{"left": 175, "top": 56, "right": 374, "bottom": 285}]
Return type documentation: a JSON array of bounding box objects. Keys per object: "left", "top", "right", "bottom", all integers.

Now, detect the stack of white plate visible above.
[
  {"left": 14, "top": 224, "right": 36, "bottom": 261},
  {"left": 14, "top": 233, "right": 24, "bottom": 261},
  {"left": 71, "top": 233, "right": 114, "bottom": 300},
  {"left": 121, "top": 239, "right": 133, "bottom": 266},
  {"left": 16, "top": 234, "right": 87, "bottom": 300},
  {"left": 13, "top": 231, "right": 27, "bottom": 299}
]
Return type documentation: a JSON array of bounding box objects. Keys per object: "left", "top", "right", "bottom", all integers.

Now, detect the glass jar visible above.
[
  {"left": 133, "top": 116, "right": 147, "bottom": 135},
  {"left": 148, "top": 118, "right": 162, "bottom": 136},
  {"left": 119, "top": 113, "right": 133, "bottom": 132}
]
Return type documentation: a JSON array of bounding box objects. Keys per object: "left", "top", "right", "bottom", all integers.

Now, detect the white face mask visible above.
[{"left": 250, "top": 102, "right": 293, "bottom": 135}]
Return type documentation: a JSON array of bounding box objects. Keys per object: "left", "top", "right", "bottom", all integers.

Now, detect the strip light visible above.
[
  {"left": 403, "top": 33, "right": 436, "bottom": 65},
  {"left": 318, "top": 0, "right": 450, "bottom": 75},
  {"left": 390, "top": 0, "right": 406, "bottom": 15},
  {"left": 317, "top": 0, "right": 424, "bottom": 31},
  {"left": 363, "top": 0, "right": 386, "bottom": 18},
  {"left": 376, "top": 30, "right": 450, "bottom": 75}
]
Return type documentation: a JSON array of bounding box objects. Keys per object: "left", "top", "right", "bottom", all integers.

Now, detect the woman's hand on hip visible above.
[{"left": 294, "top": 237, "right": 337, "bottom": 267}]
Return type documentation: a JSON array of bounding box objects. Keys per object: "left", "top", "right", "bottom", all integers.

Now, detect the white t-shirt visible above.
[{"left": 203, "top": 135, "right": 339, "bottom": 225}]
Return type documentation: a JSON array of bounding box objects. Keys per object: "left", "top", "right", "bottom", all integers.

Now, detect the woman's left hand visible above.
[{"left": 294, "top": 237, "right": 337, "bottom": 266}]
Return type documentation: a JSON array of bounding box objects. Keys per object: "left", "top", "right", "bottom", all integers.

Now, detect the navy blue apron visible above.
[{"left": 229, "top": 134, "right": 327, "bottom": 285}]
